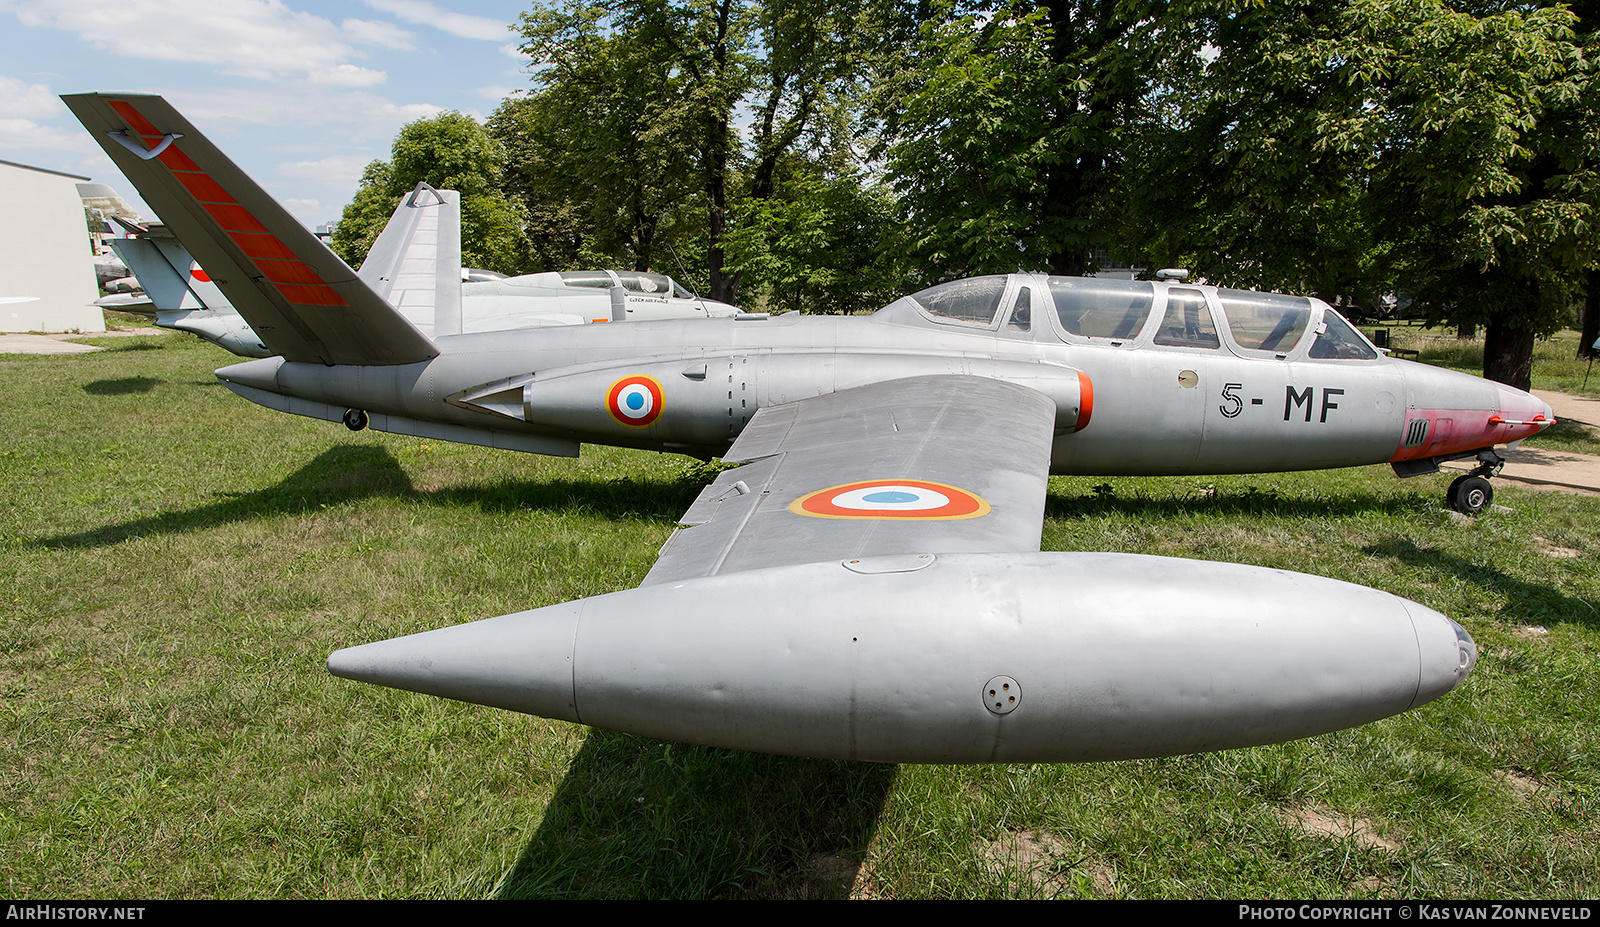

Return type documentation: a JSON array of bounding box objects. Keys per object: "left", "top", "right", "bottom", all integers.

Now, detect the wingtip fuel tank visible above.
[{"left": 329, "top": 552, "right": 1476, "bottom": 764}]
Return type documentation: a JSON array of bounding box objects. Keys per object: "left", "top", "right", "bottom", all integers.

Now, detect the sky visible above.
[{"left": 0, "top": 0, "right": 537, "bottom": 228}]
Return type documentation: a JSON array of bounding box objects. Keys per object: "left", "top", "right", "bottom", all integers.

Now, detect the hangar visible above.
[{"left": 1, "top": 159, "right": 104, "bottom": 333}]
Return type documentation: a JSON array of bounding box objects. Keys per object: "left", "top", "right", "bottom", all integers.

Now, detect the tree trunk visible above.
[
  {"left": 1456, "top": 320, "right": 1476, "bottom": 339},
  {"left": 1482, "top": 321, "right": 1534, "bottom": 392},
  {"left": 704, "top": 0, "right": 738, "bottom": 306},
  {"left": 1580, "top": 268, "right": 1599, "bottom": 359}
]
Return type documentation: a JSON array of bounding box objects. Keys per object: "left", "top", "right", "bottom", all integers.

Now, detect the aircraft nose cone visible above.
[
  {"left": 327, "top": 600, "right": 584, "bottom": 722},
  {"left": 1409, "top": 602, "right": 1477, "bottom": 709},
  {"left": 1496, "top": 386, "right": 1554, "bottom": 427}
]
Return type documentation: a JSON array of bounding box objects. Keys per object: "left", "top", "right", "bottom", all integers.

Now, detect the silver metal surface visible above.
[
  {"left": 329, "top": 552, "right": 1474, "bottom": 763},
  {"left": 70, "top": 92, "right": 1522, "bottom": 763}
]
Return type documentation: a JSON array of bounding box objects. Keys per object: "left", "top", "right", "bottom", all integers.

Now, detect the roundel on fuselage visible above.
[{"left": 606, "top": 374, "right": 664, "bottom": 427}]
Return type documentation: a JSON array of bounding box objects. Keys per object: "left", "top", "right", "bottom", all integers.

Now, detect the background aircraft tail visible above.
[
  {"left": 357, "top": 183, "right": 463, "bottom": 339},
  {"left": 106, "top": 236, "right": 199, "bottom": 315},
  {"left": 63, "top": 92, "right": 437, "bottom": 367}
]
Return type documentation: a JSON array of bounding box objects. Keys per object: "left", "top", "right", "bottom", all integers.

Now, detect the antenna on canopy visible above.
[{"left": 663, "top": 241, "right": 713, "bottom": 315}]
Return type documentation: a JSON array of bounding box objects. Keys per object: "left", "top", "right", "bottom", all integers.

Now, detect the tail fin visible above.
[
  {"left": 357, "top": 183, "right": 463, "bottom": 339},
  {"left": 106, "top": 237, "right": 201, "bottom": 313},
  {"left": 62, "top": 92, "right": 437, "bottom": 367}
]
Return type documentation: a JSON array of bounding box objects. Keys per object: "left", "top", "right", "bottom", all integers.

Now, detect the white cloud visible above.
[
  {"left": 0, "top": 77, "right": 60, "bottom": 119},
  {"left": 0, "top": 117, "right": 93, "bottom": 152},
  {"left": 163, "top": 85, "right": 443, "bottom": 136},
  {"left": 340, "top": 17, "right": 414, "bottom": 50},
  {"left": 310, "top": 64, "right": 388, "bottom": 87},
  {"left": 475, "top": 84, "right": 516, "bottom": 101},
  {"left": 278, "top": 155, "right": 373, "bottom": 189},
  {"left": 4, "top": 0, "right": 401, "bottom": 82},
  {"left": 363, "top": 0, "right": 509, "bottom": 42},
  {"left": 500, "top": 42, "right": 529, "bottom": 60}
]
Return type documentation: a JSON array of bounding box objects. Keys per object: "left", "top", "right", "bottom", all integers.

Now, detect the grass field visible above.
[{"left": 1, "top": 321, "right": 1596, "bottom": 899}]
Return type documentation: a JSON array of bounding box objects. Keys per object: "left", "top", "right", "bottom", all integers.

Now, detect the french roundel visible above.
[
  {"left": 606, "top": 375, "right": 665, "bottom": 427},
  {"left": 788, "top": 480, "right": 991, "bottom": 520}
]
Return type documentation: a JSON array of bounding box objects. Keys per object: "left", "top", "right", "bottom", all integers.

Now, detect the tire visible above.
[
  {"left": 343, "top": 408, "right": 369, "bottom": 432},
  {"left": 1448, "top": 475, "right": 1493, "bottom": 515}
]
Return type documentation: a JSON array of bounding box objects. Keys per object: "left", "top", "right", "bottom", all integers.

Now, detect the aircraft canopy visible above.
[
  {"left": 892, "top": 274, "right": 1379, "bottom": 362},
  {"left": 559, "top": 270, "right": 697, "bottom": 300}
]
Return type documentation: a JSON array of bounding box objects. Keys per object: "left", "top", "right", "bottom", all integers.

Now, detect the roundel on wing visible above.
[
  {"left": 788, "top": 480, "right": 991, "bottom": 520},
  {"left": 606, "top": 374, "right": 664, "bottom": 427}
]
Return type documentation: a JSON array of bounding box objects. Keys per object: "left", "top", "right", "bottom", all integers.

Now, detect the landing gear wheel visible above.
[
  {"left": 1447, "top": 474, "right": 1493, "bottom": 515},
  {"left": 343, "top": 408, "right": 369, "bottom": 431}
]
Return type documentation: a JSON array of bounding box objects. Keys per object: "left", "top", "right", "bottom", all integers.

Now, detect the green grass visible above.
[{"left": 2, "top": 325, "right": 1596, "bottom": 898}]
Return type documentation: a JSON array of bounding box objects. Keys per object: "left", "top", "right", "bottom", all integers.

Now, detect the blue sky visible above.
[{"left": 1, "top": 0, "right": 536, "bottom": 228}]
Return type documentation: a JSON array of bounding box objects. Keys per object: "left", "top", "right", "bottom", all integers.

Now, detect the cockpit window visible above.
[
  {"left": 1049, "top": 278, "right": 1154, "bottom": 339},
  {"left": 908, "top": 276, "right": 1009, "bottom": 326},
  {"left": 1006, "top": 288, "right": 1031, "bottom": 332},
  {"left": 614, "top": 272, "right": 671, "bottom": 294},
  {"left": 1217, "top": 289, "right": 1312, "bottom": 353},
  {"left": 1153, "top": 288, "right": 1221, "bottom": 349},
  {"left": 1308, "top": 310, "right": 1379, "bottom": 360},
  {"left": 560, "top": 271, "right": 613, "bottom": 289}
]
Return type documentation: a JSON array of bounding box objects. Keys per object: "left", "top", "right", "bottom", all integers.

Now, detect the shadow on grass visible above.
[
  {"left": 1365, "top": 538, "right": 1600, "bottom": 630},
  {"left": 92, "top": 340, "right": 169, "bottom": 353},
  {"left": 83, "top": 376, "right": 165, "bottom": 395},
  {"left": 501, "top": 731, "right": 897, "bottom": 899},
  {"left": 36, "top": 444, "right": 708, "bottom": 549},
  {"left": 1045, "top": 484, "right": 1425, "bottom": 520},
  {"left": 1521, "top": 418, "right": 1600, "bottom": 455}
]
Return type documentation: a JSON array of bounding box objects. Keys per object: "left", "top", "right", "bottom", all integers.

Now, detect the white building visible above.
[{"left": 1, "top": 159, "right": 105, "bottom": 333}]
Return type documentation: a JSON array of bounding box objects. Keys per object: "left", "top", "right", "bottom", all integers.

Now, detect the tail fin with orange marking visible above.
[{"left": 62, "top": 92, "right": 437, "bottom": 367}]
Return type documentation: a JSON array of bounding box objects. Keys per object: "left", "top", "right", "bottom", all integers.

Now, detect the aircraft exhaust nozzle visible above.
[{"left": 329, "top": 552, "right": 1475, "bottom": 764}]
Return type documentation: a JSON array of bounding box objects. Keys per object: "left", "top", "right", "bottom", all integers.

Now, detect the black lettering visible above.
[
  {"left": 1321, "top": 388, "right": 1344, "bottom": 423},
  {"left": 1220, "top": 382, "right": 1244, "bottom": 418},
  {"left": 1285, "top": 385, "right": 1313, "bottom": 422}
]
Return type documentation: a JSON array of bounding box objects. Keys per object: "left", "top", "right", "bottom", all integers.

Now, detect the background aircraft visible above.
[
  {"left": 93, "top": 200, "right": 738, "bottom": 358},
  {"left": 70, "top": 91, "right": 1531, "bottom": 763}
]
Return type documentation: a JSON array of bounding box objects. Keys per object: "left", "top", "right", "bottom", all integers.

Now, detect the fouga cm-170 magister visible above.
[{"left": 70, "top": 91, "right": 1548, "bottom": 763}]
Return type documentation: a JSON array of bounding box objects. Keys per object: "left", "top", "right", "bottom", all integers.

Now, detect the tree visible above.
[
  {"left": 511, "top": 1, "right": 756, "bottom": 297},
  {"left": 1345, "top": 0, "right": 1596, "bottom": 389},
  {"left": 503, "top": 0, "right": 878, "bottom": 303},
  {"left": 875, "top": 0, "right": 1194, "bottom": 279},
  {"left": 1118, "top": 0, "right": 1384, "bottom": 306},
  {"left": 1128, "top": 0, "right": 1598, "bottom": 389},
  {"left": 723, "top": 170, "right": 907, "bottom": 313},
  {"left": 331, "top": 112, "right": 530, "bottom": 275}
]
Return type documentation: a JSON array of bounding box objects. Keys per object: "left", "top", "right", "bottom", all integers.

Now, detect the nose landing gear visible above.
[{"left": 1446, "top": 450, "right": 1504, "bottom": 515}]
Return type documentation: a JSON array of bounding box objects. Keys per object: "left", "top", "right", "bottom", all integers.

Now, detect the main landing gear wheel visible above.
[
  {"left": 343, "top": 408, "right": 369, "bottom": 431},
  {"left": 1447, "top": 474, "right": 1493, "bottom": 515}
]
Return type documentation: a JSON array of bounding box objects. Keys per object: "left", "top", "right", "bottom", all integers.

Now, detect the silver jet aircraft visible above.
[
  {"left": 95, "top": 202, "right": 737, "bottom": 358},
  {"left": 71, "top": 91, "right": 1546, "bottom": 763}
]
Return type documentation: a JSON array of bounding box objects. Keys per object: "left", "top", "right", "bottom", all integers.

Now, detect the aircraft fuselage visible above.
[{"left": 217, "top": 276, "right": 1552, "bottom": 480}]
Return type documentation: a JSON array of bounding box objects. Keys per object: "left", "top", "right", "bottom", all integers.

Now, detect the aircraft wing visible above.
[
  {"left": 62, "top": 92, "right": 437, "bottom": 367},
  {"left": 329, "top": 370, "right": 1480, "bottom": 762},
  {"left": 643, "top": 375, "right": 1058, "bottom": 585}
]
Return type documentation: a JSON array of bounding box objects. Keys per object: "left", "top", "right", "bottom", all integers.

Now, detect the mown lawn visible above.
[{"left": 1, "top": 323, "right": 1595, "bottom": 898}]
